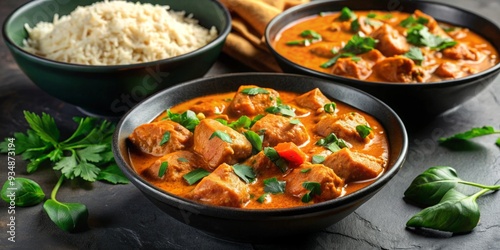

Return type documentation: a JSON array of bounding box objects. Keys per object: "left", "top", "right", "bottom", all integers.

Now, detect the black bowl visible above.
[
  {"left": 265, "top": 0, "right": 500, "bottom": 122},
  {"left": 112, "top": 73, "right": 408, "bottom": 242}
]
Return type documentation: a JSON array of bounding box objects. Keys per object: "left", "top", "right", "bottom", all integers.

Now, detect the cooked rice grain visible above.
[{"left": 22, "top": 0, "right": 218, "bottom": 65}]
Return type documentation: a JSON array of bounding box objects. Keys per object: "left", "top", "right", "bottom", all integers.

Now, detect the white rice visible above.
[{"left": 22, "top": 0, "right": 218, "bottom": 65}]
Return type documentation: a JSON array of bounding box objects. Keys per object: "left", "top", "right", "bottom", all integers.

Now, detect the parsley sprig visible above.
[{"left": 0, "top": 111, "right": 128, "bottom": 232}]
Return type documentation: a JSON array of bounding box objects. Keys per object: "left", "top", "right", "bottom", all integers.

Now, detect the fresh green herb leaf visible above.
[
  {"left": 300, "top": 168, "right": 312, "bottom": 173},
  {"left": 301, "top": 181, "right": 322, "bottom": 203},
  {"left": 300, "top": 29, "right": 322, "bottom": 40},
  {"left": 178, "top": 157, "right": 189, "bottom": 163},
  {"left": 228, "top": 116, "right": 252, "bottom": 130},
  {"left": 244, "top": 130, "right": 263, "bottom": 153},
  {"left": 324, "top": 103, "right": 337, "bottom": 114},
  {"left": 383, "top": 14, "right": 393, "bottom": 19},
  {"left": 496, "top": 137, "right": 500, "bottom": 147},
  {"left": 351, "top": 18, "right": 360, "bottom": 32},
  {"left": 23, "top": 111, "right": 60, "bottom": 145},
  {"left": 263, "top": 147, "right": 288, "bottom": 172},
  {"left": 286, "top": 39, "right": 312, "bottom": 46},
  {"left": 406, "top": 188, "right": 482, "bottom": 233},
  {"left": 439, "top": 126, "right": 500, "bottom": 144},
  {"left": 339, "top": 7, "right": 356, "bottom": 21},
  {"left": 343, "top": 34, "right": 377, "bottom": 54},
  {"left": 1, "top": 177, "right": 45, "bottom": 206},
  {"left": 404, "top": 166, "right": 461, "bottom": 206},
  {"left": 43, "top": 199, "right": 88, "bottom": 232},
  {"left": 160, "top": 131, "right": 171, "bottom": 146},
  {"left": 290, "top": 119, "right": 301, "bottom": 125},
  {"left": 265, "top": 103, "right": 296, "bottom": 117},
  {"left": 241, "top": 87, "right": 270, "bottom": 96},
  {"left": 250, "top": 114, "right": 265, "bottom": 127},
  {"left": 316, "top": 133, "right": 350, "bottom": 152},
  {"left": 166, "top": 109, "right": 200, "bottom": 131},
  {"left": 183, "top": 168, "right": 210, "bottom": 185},
  {"left": 209, "top": 131, "right": 233, "bottom": 143},
  {"left": 367, "top": 13, "right": 377, "bottom": 18},
  {"left": 403, "top": 47, "right": 425, "bottom": 65},
  {"left": 263, "top": 177, "right": 286, "bottom": 194},
  {"left": 232, "top": 164, "right": 256, "bottom": 183},
  {"left": 312, "top": 155, "right": 325, "bottom": 164},
  {"left": 158, "top": 162, "right": 168, "bottom": 178},
  {"left": 356, "top": 125, "right": 372, "bottom": 139},
  {"left": 406, "top": 24, "right": 457, "bottom": 50},
  {"left": 399, "top": 16, "right": 429, "bottom": 28},
  {"left": 96, "top": 164, "right": 130, "bottom": 184},
  {"left": 256, "top": 193, "right": 269, "bottom": 203}
]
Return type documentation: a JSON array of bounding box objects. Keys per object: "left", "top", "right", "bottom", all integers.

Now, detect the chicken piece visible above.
[
  {"left": 371, "top": 24, "right": 409, "bottom": 57},
  {"left": 142, "top": 151, "right": 207, "bottom": 181},
  {"left": 189, "top": 163, "right": 250, "bottom": 208},
  {"left": 190, "top": 98, "right": 228, "bottom": 118},
  {"left": 228, "top": 85, "right": 280, "bottom": 117},
  {"left": 434, "top": 62, "right": 464, "bottom": 79},
  {"left": 128, "top": 120, "right": 192, "bottom": 156},
  {"left": 285, "top": 163, "right": 344, "bottom": 202},
  {"left": 242, "top": 151, "right": 280, "bottom": 176},
  {"left": 331, "top": 57, "right": 371, "bottom": 80},
  {"left": 193, "top": 119, "right": 252, "bottom": 169},
  {"left": 373, "top": 56, "right": 427, "bottom": 83},
  {"left": 315, "top": 112, "right": 374, "bottom": 141},
  {"left": 251, "top": 114, "right": 309, "bottom": 147},
  {"left": 360, "top": 49, "right": 385, "bottom": 66},
  {"left": 356, "top": 16, "right": 376, "bottom": 35},
  {"left": 442, "top": 43, "right": 481, "bottom": 61},
  {"left": 323, "top": 148, "right": 385, "bottom": 182},
  {"left": 294, "top": 88, "right": 332, "bottom": 111}
]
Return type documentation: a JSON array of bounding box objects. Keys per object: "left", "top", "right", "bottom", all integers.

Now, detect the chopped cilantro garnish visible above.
[
  {"left": 263, "top": 177, "right": 286, "bottom": 194},
  {"left": 232, "top": 164, "right": 256, "bottom": 183},
  {"left": 183, "top": 168, "right": 210, "bottom": 185}
]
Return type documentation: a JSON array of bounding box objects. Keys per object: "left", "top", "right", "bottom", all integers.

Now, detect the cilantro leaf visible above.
[
  {"left": 404, "top": 47, "right": 425, "bottom": 65},
  {"left": 232, "top": 164, "right": 256, "bottom": 183},
  {"left": 165, "top": 110, "right": 200, "bottom": 132},
  {"left": 241, "top": 87, "right": 270, "bottom": 95},
  {"left": 301, "top": 181, "right": 322, "bottom": 203},
  {"left": 316, "top": 133, "right": 350, "bottom": 152},
  {"left": 96, "top": 164, "right": 129, "bottom": 184},
  {"left": 24, "top": 111, "right": 60, "bottom": 145},
  {"left": 406, "top": 24, "right": 457, "bottom": 50},
  {"left": 263, "top": 177, "right": 286, "bottom": 194}
]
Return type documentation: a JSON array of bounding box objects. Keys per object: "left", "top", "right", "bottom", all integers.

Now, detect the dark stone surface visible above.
[{"left": 1, "top": 0, "right": 499, "bottom": 249}]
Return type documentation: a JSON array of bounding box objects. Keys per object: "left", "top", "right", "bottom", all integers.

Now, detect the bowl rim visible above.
[
  {"left": 112, "top": 72, "right": 409, "bottom": 219},
  {"left": 1, "top": 0, "right": 232, "bottom": 71},
  {"left": 264, "top": 0, "right": 500, "bottom": 87}
]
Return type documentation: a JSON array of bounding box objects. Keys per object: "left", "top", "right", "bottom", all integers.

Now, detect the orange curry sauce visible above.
[
  {"left": 129, "top": 89, "right": 389, "bottom": 209},
  {"left": 273, "top": 10, "right": 498, "bottom": 83}
]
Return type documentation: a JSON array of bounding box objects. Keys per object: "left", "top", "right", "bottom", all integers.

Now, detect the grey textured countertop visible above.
[{"left": 1, "top": 0, "right": 500, "bottom": 249}]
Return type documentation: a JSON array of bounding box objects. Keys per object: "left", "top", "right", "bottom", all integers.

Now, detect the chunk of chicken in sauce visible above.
[
  {"left": 128, "top": 120, "right": 192, "bottom": 156},
  {"left": 193, "top": 119, "right": 252, "bottom": 169},
  {"left": 285, "top": 163, "right": 344, "bottom": 201},
  {"left": 142, "top": 150, "right": 207, "bottom": 182},
  {"left": 251, "top": 114, "right": 310, "bottom": 147},
  {"left": 316, "top": 112, "right": 374, "bottom": 142},
  {"left": 228, "top": 85, "right": 280, "bottom": 117},
  {"left": 188, "top": 163, "right": 250, "bottom": 207},
  {"left": 323, "top": 148, "right": 386, "bottom": 182}
]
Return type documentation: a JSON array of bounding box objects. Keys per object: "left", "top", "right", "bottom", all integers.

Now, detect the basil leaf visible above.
[
  {"left": 43, "top": 199, "right": 88, "bottom": 232},
  {"left": 166, "top": 109, "right": 200, "bottom": 132},
  {"left": 159, "top": 131, "right": 170, "bottom": 146},
  {"left": 263, "top": 177, "right": 286, "bottom": 194},
  {"left": 406, "top": 189, "right": 480, "bottom": 233},
  {"left": 316, "top": 133, "right": 349, "bottom": 153},
  {"left": 356, "top": 125, "right": 373, "bottom": 139},
  {"left": 158, "top": 162, "right": 168, "bottom": 178},
  {"left": 404, "top": 166, "right": 460, "bottom": 206},
  {"left": 241, "top": 87, "right": 270, "bottom": 96},
  {"left": 183, "top": 168, "right": 210, "bottom": 185},
  {"left": 265, "top": 104, "right": 296, "bottom": 117},
  {"left": 1, "top": 177, "right": 45, "bottom": 207},
  {"left": 228, "top": 116, "right": 252, "bottom": 129},
  {"left": 209, "top": 131, "right": 232, "bottom": 143},
  {"left": 232, "top": 164, "right": 256, "bottom": 184}
]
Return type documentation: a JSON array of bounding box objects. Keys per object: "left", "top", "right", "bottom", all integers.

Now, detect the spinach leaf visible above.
[{"left": 1, "top": 177, "right": 45, "bottom": 207}]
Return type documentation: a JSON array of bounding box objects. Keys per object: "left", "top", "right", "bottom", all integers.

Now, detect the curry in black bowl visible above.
[{"left": 127, "top": 85, "right": 389, "bottom": 209}]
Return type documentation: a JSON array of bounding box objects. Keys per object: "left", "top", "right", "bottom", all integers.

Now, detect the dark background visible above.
[{"left": 1, "top": 0, "right": 499, "bottom": 249}]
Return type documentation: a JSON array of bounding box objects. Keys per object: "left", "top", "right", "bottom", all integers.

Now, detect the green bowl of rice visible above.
[{"left": 3, "top": 0, "right": 231, "bottom": 117}]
